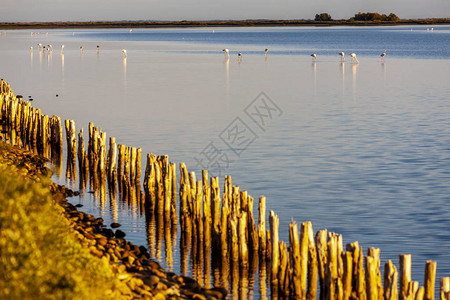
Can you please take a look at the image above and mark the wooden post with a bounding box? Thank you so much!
[343,250,353,300]
[384,260,398,300]
[230,212,239,262]
[406,281,419,299]
[440,277,450,300]
[327,232,339,300]
[306,222,318,300]
[108,137,117,181]
[367,247,383,299]
[366,255,378,300]
[289,220,301,298]
[130,147,137,184]
[136,148,142,183]
[155,161,164,214]
[278,241,289,297]
[424,260,437,300]
[400,254,412,300]
[417,287,425,300]
[202,170,211,224]
[316,229,328,300]
[169,162,177,221]
[211,177,221,238]
[346,241,366,300]
[224,175,232,209]
[238,212,248,267]
[300,221,310,299]
[178,162,190,218]
[258,196,267,258]
[99,131,106,174]
[247,195,258,252]
[269,210,279,286]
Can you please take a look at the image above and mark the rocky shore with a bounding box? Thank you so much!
[0,142,226,299]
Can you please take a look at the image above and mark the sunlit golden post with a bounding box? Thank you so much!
[424,260,437,300]
[289,220,301,297]
[441,277,450,300]
[383,260,398,300]
[269,210,279,296]
[315,229,328,300]
[64,119,77,184]
[400,254,412,300]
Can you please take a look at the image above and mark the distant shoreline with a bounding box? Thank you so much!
[0,19,449,29]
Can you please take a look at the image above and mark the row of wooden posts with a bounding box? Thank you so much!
[1,79,449,299]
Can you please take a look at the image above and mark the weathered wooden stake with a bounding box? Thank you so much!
[269,210,279,285]
[383,260,398,300]
[441,277,450,300]
[400,254,412,300]
[424,260,437,300]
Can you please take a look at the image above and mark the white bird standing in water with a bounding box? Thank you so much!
[380,50,386,60]
[122,49,127,58]
[80,46,84,53]
[37,43,42,51]
[265,48,269,56]
[61,45,64,54]
[222,48,229,59]
[97,45,100,54]
[238,53,242,63]
[311,53,317,61]
[349,53,359,64]
[339,52,345,62]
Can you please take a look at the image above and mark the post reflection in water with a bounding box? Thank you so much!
[381,61,387,83]
[123,57,127,82]
[351,63,358,100]
[312,61,317,95]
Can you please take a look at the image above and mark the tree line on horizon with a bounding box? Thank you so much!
[315,12,400,22]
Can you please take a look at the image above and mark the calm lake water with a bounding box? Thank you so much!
[1,26,449,297]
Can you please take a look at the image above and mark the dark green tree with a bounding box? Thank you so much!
[315,13,332,21]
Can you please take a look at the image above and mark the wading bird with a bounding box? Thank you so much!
[339,52,345,62]
[265,48,269,56]
[222,48,229,59]
[80,46,84,53]
[97,45,100,53]
[311,53,317,61]
[381,50,386,60]
[122,49,127,58]
[37,43,42,50]
[61,45,64,54]
[349,53,359,64]
[238,53,242,63]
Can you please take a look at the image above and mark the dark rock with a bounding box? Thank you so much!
[75,204,83,208]
[115,229,126,238]
[111,222,121,228]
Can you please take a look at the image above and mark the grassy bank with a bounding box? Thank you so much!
[0,18,449,29]
[0,142,128,299]
[0,141,226,299]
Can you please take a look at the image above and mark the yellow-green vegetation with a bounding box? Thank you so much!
[0,143,122,299]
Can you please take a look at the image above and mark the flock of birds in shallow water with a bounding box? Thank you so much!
[223,48,387,63]
[31,42,388,64]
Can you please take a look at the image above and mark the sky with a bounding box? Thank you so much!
[0,0,448,22]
